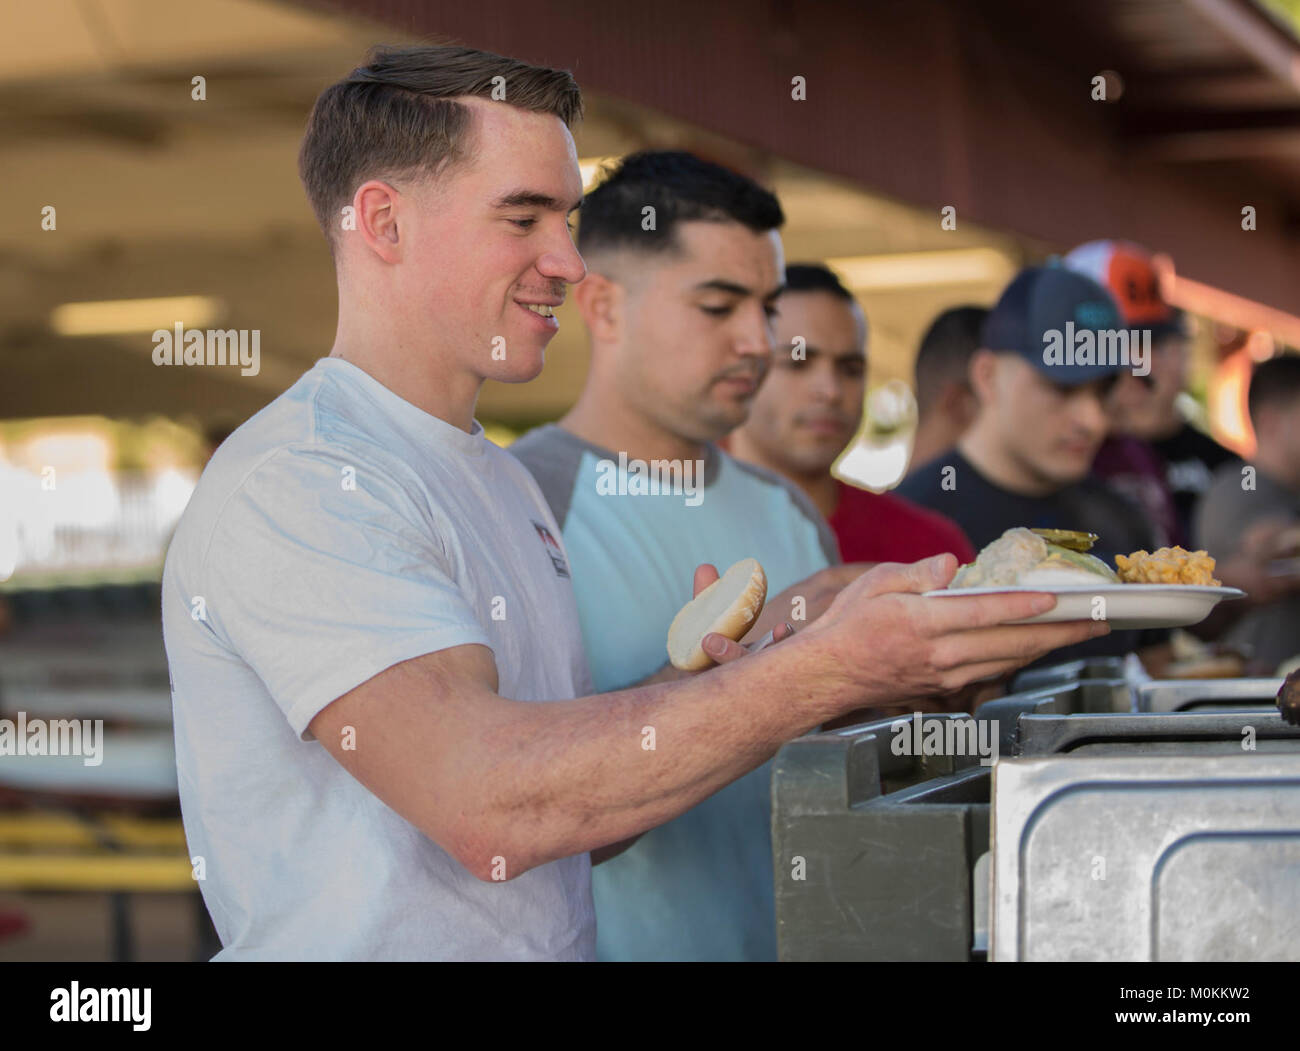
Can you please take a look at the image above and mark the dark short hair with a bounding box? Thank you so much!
[578,151,784,257]
[1248,354,1300,425]
[784,263,854,301]
[914,305,989,413]
[299,44,582,251]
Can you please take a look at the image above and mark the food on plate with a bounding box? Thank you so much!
[667,558,767,670]
[949,527,1223,589]
[938,529,1240,627]
[950,527,1119,588]
[1114,547,1220,586]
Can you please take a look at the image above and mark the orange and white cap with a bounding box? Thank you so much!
[1063,239,1182,335]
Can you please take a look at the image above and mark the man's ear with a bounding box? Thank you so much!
[966,349,998,406]
[573,270,623,344]
[946,379,979,429]
[351,179,403,264]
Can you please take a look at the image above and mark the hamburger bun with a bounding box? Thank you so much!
[666,558,768,671]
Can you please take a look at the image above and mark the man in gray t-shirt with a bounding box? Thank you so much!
[1195,356,1300,674]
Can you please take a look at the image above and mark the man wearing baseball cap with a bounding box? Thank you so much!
[1064,239,1238,548]
[1066,239,1300,639]
[896,265,1172,668]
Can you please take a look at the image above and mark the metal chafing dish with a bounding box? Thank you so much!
[1136,677,1282,713]
[1010,656,1127,692]
[772,714,989,961]
[991,750,1300,961]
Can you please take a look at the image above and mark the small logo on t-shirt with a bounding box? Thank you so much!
[532,520,571,579]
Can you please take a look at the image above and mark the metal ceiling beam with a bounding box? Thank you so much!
[1126,105,1300,158]
[1183,0,1300,93]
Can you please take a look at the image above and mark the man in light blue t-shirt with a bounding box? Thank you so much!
[512,152,862,961]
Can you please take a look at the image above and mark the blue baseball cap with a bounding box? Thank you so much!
[981,265,1128,386]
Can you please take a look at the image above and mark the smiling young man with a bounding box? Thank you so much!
[160,47,1107,961]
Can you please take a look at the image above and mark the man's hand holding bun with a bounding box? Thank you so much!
[687,562,795,664]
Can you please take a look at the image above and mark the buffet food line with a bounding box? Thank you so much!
[673,527,1297,962]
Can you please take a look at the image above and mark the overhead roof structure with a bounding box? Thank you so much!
[322,0,1300,307]
[3,0,1298,425]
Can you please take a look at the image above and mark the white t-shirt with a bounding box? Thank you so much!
[161,357,595,961]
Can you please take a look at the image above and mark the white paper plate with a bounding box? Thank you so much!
[922,584,1245,629]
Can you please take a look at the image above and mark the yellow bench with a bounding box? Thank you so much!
[0,854,194,892]
[0,812,212,959]
[0,813,187,851]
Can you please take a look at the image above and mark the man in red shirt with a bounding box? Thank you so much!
[727,263,975,566]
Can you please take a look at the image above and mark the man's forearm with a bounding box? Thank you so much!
[590,836,640,865]
[462,630,847,879]
[637,661,691,686]
[439,564,1107,880]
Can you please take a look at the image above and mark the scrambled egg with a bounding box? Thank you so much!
[1115,547,1221,586]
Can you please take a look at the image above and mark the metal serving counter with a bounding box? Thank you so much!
[773,670,1296,961]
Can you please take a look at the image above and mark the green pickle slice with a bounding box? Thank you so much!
[1030,528,1099,552]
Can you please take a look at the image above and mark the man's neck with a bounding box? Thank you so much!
[728,430,840,518]
[1124,409,1183,445]
[793,471,841,520]
[329,288,483,433]
[909,419,959,473]
[328,340,482,434]
[958,423,1056,498]
[561,387,706,464]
